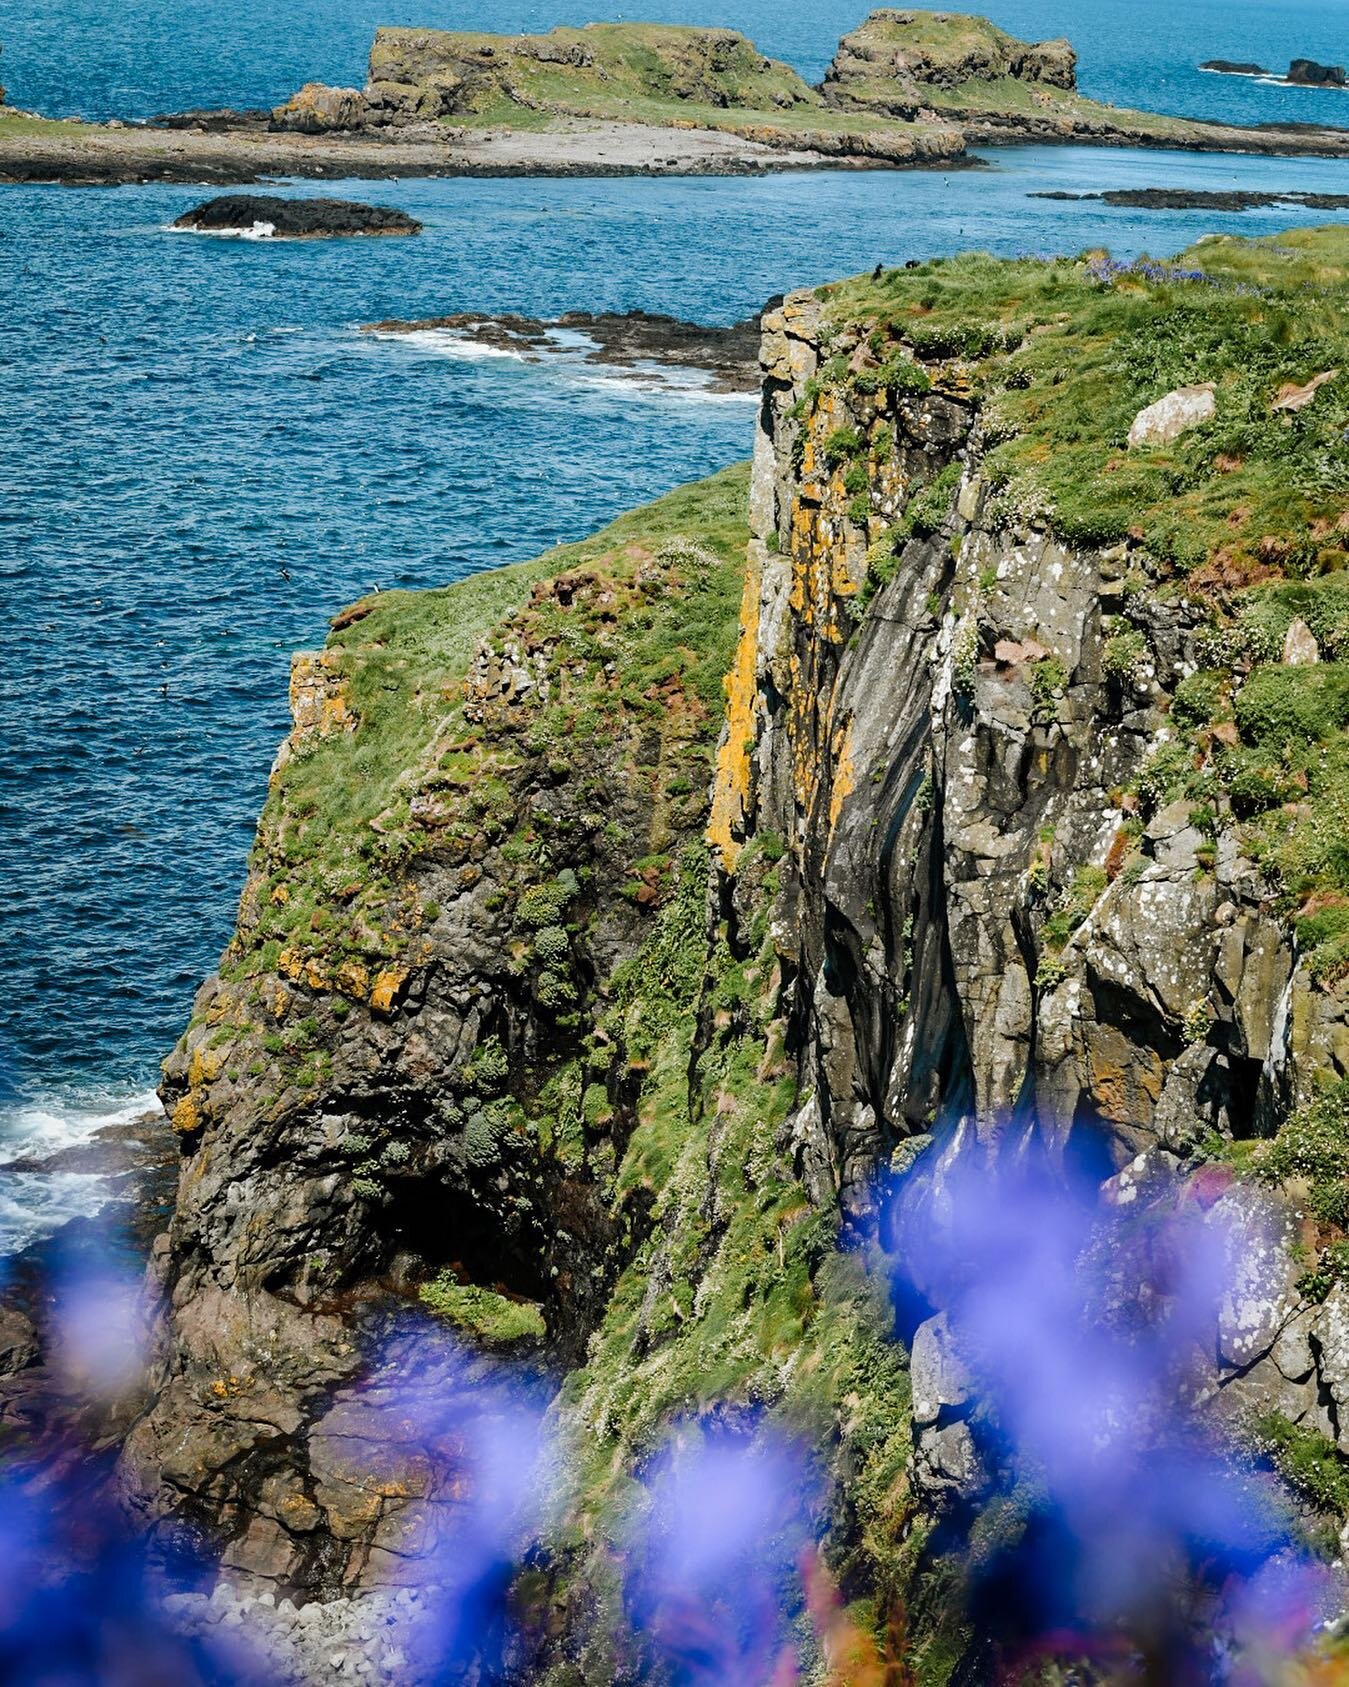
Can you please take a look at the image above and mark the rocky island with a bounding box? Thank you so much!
[3,11,1349,185]
[0,222,1329,1677]
[173,193,422,236]
[1203,55,1347,89]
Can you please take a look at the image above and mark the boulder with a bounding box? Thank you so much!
[1127,383,1216,448]
[1282,617,1320,665]
[0,1306,37,1375]
[1272,369,1338,413]
[910,1311,973,1426]
[270,82,369,133]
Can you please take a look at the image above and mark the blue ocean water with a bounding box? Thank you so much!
[3,0,1349,127]
[1,0,1348,1252]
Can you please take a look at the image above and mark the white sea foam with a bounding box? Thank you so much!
[0,1087,161,1258]
[166,220,282,239]
[368,324,757,402]
[370,328,531,364]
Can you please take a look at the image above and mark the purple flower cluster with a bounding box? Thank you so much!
[1086,253,1265,296]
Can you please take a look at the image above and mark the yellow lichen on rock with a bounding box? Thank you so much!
[828,718,856,831]
[187,1043,226,1088]
[369,966,409,1015]
[171,1092,203,1135]
[707,545,763,872]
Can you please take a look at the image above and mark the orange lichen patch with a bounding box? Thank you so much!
[828,717,857,831]
[278,946,329,994]
[708,547,763,873]
[187,1044,226,1088]
[1087,1029,1163,1123]
[171,1092,203,1135]
[288,650,356,742]
[369,966,410,1015]
[335,959,371,1000]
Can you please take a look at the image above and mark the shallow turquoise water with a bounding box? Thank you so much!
[0,110,1347,1249]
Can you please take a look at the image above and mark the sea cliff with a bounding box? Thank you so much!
[120,226,1349,1679]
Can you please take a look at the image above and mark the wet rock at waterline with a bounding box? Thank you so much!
[173,195,421,238]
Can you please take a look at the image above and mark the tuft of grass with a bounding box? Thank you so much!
[418,1274,547,1346]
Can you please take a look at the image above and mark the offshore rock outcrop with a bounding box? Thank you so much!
[173,194,421,237]
[120,230,1349,1677]
[818,10,1349,155]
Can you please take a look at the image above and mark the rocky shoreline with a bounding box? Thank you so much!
[0,112,947,188]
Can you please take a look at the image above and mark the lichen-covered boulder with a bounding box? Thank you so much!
[1127,383,1216,448]
[270,81,369,132]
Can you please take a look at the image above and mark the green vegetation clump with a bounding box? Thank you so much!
[1258,1081,1349,1227]
[1041,865,1108,953]
[902,463,964,541]
[1251,1412,1349,1520]
[419,1274,547,1346]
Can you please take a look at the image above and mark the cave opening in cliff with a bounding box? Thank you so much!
[374,1175,548,1305]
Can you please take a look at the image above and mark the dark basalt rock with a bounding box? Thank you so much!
[364,306,762,392]
[173,194,421,237]
[1288,57,1346,87]
[152,107,273,132]
[1033,186,1349,211]
[1200,60,1270,76]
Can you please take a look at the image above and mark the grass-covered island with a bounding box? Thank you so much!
[3,10,1348,184]
[109,225,1349,1680]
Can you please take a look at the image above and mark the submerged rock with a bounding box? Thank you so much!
[1034,186,1349,212]
[1200,60,1271,76]
[363,307,761,393]
[172,195,421,238]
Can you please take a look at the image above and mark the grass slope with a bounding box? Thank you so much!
[228,463,751,989]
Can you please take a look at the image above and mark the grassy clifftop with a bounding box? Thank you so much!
[226,463,751,1003]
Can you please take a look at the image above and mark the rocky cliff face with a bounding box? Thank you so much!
[121,230,1349,1678]
[705,232,1349,1586]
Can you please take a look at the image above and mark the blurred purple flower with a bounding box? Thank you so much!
[625,1423,813,1686]
[886,1145,1334,1673]
[328,1321,554,1678]
[0,1478,262,1685]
